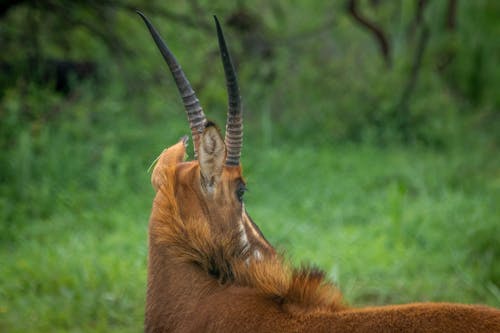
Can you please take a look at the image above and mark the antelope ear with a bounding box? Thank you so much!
[198,122,226,192]
[151,136,188,191]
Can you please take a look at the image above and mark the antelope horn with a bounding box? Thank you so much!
[137,11,207,159]
[214,16,243,166]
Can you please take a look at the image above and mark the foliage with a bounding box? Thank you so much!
[1,1,499,143]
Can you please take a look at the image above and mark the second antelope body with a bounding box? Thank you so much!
[137,12,500,333]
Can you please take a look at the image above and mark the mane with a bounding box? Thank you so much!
[150,165,345,313]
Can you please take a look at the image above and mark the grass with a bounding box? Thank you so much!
[0,90,498,332]
[0,81,500,332]
[246,144,499,305]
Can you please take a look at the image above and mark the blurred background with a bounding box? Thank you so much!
[0,0,499,332]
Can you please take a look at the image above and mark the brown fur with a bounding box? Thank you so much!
[149,140,343,310]
[145,138,500,332]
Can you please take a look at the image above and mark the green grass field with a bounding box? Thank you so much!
[1,1,499,332]
[1,101,498,332]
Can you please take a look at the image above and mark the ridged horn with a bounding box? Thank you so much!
[214,16,243,166]
[137,11,207,159]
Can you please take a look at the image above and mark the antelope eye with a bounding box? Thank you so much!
[236,183,247,202]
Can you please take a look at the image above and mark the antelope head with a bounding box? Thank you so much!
[137,13,274,269]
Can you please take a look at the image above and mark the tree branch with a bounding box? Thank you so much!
[347,0,391,68]
[446,0,458,31]
[396,25,430,141]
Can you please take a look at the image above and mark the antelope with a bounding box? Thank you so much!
[137,12,500,333]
